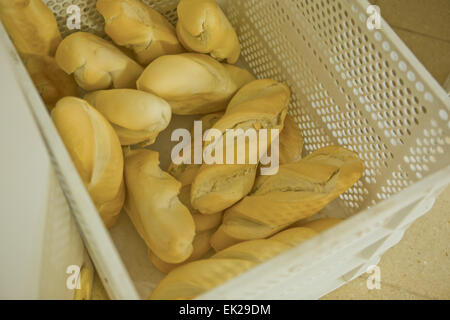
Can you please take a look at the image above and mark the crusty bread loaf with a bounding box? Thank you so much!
[176,0,241,64]
[55,32,143,91]
[190,79,290,214]
[148,228,215,274]
[149,227,317,300]
[279,115,304,164]
[96,0,184,66]
[215,146,364,245]
[84,89,171,146]
[52,97,125,228]
[0,0,62,57]
[124,149,195,264]
[191,164,258,215]
[136,53,254,115]
[23,55,78,110]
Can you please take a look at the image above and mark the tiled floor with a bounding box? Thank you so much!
[92,0,450,300]
[324,0,450,300]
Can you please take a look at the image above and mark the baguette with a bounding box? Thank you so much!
[176,0,240,64]
[84,89,171,146]
[124,149,195,264]
[215,146,364,244]
[136,53,254,115]
[148,228,215,274]
[0,0,62,57]
[191,79,290,214]
[149,227,317,300]
[96,0,184,66]
[55,32,143,91]
[51,97,125,227]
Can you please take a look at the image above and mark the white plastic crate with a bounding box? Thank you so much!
[1,0,449,299]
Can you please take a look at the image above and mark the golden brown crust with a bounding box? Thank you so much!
[84,89,172,146]
[97,0,185,66]
[176,0,241,64]
[124,149,196,264]
[190,79,290,214]
[136,53,254,115]
[51,97,124,227]
[55,32,143,91]
[148,229,215,274]
[0,0,62,56]
[219,146,364,240]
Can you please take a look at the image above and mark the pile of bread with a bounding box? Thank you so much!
[0,0,364,300]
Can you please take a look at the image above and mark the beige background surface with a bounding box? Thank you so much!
[92,0,450,300]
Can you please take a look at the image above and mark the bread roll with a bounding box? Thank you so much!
[176,0,241,64]
[149,227,317,300]
[279,115,304,164]
[52,97,125,228]
[136,53,254,115]
[55,32,143,91]
[84,89,171,146]
[191,79,290,214]
[148,228,215,274]
[124,149,195,264]
[0,0,62,57]
[24,55,78,110]
[96,0,184,66]
[216,146,364,243]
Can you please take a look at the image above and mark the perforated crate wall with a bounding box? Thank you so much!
[227,0,450,216]
[44,0,450,217]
